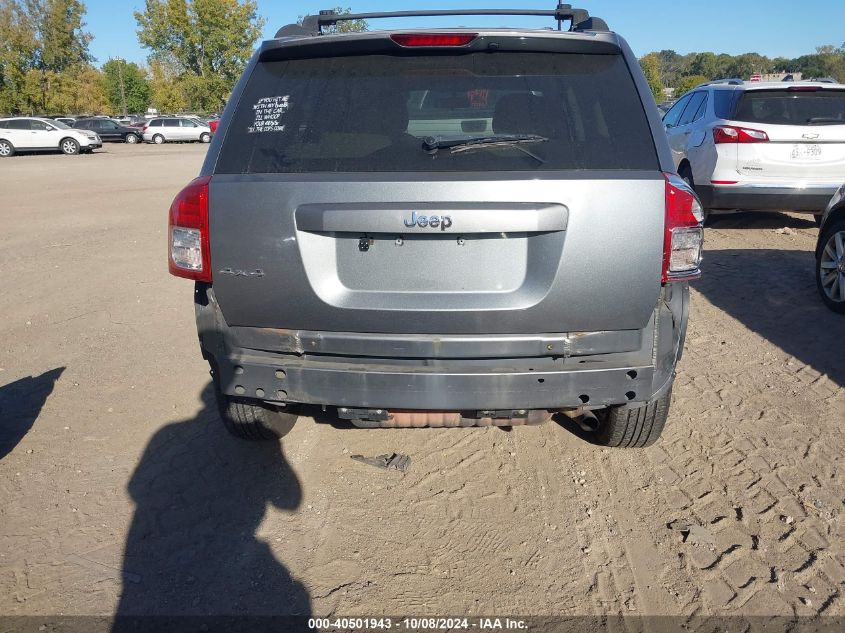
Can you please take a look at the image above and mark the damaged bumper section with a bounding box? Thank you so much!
[196,284,688,416]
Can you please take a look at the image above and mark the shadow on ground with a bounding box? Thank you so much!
[113,382,311,630]
[707,210,817,230]
[694,248,845,387]
[0,367,64,460]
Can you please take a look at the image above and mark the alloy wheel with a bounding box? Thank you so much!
[819,230,845,303]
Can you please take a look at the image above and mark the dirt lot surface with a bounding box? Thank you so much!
[1,143,844,620]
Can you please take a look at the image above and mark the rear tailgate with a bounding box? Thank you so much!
[208,38,665,335]
[731,87,845,180]
[209,174,665,334]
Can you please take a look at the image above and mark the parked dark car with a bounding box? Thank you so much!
[73,118,142,144]
[816,186,845,313]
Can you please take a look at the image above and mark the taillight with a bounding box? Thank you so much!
[663,173,704,283]
[168,176,211,282]
[390,33,478,47]
[142,124,149,132]
[713,125,769,144]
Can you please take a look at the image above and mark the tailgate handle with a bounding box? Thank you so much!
[295,203,568,234]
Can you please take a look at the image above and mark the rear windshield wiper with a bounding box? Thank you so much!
[806,117,845,125]
[422,134,548,164]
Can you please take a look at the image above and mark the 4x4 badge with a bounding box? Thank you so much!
[403,211,453,231]
[219,268,265,277]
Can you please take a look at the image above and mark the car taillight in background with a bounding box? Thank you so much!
[168,176,211,282]
[713,125,769,144]
[662,173,704,283]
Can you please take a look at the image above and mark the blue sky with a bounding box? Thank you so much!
[86,0,845,66]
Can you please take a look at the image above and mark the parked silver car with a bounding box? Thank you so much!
[166,6,703,447]
[142,117,212,144]
[664,79,845,223]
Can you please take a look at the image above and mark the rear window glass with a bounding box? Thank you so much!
[215,52,658,173]
[733,89,845,125]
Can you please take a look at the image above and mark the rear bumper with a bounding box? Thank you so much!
[195,284,689,411]
[696,183,837,212]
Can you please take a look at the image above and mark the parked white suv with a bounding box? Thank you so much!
[663,80,845,223]
[141,117,212,144]
[0,117,102,157]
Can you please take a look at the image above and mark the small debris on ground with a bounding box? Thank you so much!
[775,227,796,235]
[667,519,715,545]
[350,452,411,473]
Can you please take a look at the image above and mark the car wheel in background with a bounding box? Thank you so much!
[816,217,845,314]
[125,133,139,144]
[679,164,710,225]
[0,139,14,157]
[152,134,164,144]
[200,132,211,143]
[60,138,80,155]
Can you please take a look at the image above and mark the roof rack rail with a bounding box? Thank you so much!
[280,4,608,38]
[692,78,744,90]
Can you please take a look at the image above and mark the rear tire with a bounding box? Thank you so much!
[200,132,211,143]
[815,217,845,314]
[152,134,164,144]
[125,133,139,144]
[214,388,299,440]
[0,139,14,157]
[594,387,672,448]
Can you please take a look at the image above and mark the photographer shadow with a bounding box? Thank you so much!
[113,382,311,630]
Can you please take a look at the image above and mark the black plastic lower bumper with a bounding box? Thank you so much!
[196,284,688,411]
[697,184,836,212]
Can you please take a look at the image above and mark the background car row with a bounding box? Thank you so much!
[0,115,216,156]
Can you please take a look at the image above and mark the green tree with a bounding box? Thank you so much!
[0,0,94,113]
[0,0,37,113]
[297,6,368,33]
[102,58,151,114]
[639,53,664,102]
[148,56,186,112]
[26,0,93,72]
[135,0,265,111]
[673,74,709,96]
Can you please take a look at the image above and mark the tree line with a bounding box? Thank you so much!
[639,46,845,101]
[3,1,845,116]
[0,0,264,116]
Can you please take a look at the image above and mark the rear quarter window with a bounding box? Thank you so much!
[214,51,659,174]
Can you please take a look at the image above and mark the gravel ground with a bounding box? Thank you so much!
[1,143,843,620]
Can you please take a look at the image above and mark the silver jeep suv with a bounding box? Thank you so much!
[166,5,703,447]
[663,79,845,223]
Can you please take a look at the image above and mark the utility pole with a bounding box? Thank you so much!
[116,57,127,116]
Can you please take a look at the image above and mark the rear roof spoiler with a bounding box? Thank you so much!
[277,4,609,38]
